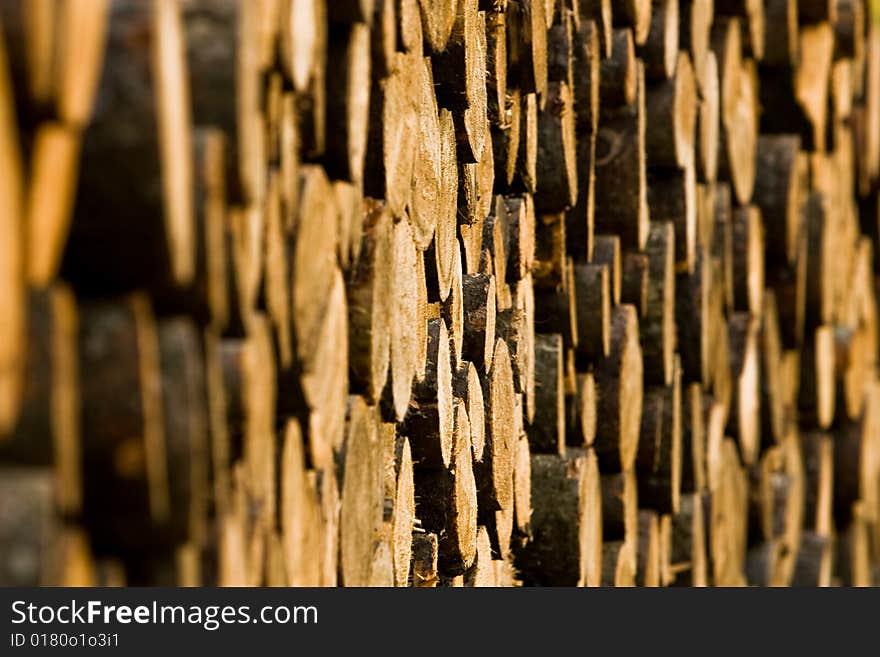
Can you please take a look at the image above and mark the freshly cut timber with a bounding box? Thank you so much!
[347,202,393,404]
[404,319,454,469]
[3,0,880,591]
[63,0,196,296]
[414,402,478,574]
[593,305,643,471]
[514,448,602,586]
[595,61,649,250]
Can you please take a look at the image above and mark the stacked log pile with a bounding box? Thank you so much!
[0,0,879,587]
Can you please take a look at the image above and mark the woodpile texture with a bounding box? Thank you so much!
[1,0,880,588]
